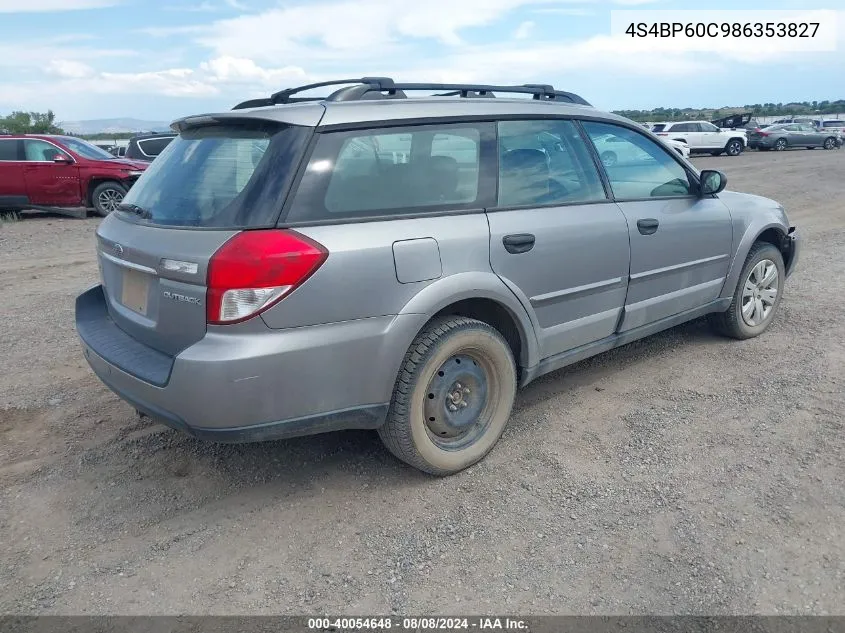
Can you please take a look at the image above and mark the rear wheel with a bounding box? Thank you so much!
[823,137,837,150]
[379,316,517,476]
[91,181,126,217]
[708,242,785,340]
[774,138,787,151]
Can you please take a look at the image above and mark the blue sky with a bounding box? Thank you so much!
[0,0,842,122]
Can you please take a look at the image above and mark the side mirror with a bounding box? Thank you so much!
[699,169,727,195]
[53,154,72,164]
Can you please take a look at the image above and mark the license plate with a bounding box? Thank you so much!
[121,268,149,315]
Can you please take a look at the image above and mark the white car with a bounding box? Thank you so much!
[652,120,746,156]
[662,138,690,159]
[592,133,689,167]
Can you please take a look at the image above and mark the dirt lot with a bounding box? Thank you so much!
[1,149,843,616]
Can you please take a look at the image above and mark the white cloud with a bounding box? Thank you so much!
[0,0,119,11]
[46,60,95,79]
[533,7,595,16]
[199,56,307,86]
[513,21,535,40]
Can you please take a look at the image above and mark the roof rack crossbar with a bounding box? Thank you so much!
[232,77,591,110]
[335,81,590,105]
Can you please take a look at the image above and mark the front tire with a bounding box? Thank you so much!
[379,316,517,476]
[725,139,743,156]
[823,137,837,150]
[91,181,126,217]
[709,242,785,340]
[600,151,617,167]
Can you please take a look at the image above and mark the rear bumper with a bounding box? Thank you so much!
[76,285,426,441]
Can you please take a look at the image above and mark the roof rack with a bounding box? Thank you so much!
[232,77,591,110]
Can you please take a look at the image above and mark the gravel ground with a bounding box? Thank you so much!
[0,149,843,615]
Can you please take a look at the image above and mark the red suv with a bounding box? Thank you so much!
[0,133,149,217]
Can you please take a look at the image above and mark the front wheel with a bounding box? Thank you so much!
[600,151,617,167]
[725,139,743,156]
[379,316,517,476]
[91,181,127,217]
[823,137,837,150]
[709,242,785,340]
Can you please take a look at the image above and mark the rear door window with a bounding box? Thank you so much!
[118,122,310,228]
[286,122,495,222]
[496,119,605,207]
[0,139,19,161]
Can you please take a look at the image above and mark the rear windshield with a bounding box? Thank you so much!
[118,122,310,228]
[651,124,667,132]
[136,136,175,156]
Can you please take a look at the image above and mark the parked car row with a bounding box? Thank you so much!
[0,133,149,216]
[0,131,178,217]
[650,118,842,155]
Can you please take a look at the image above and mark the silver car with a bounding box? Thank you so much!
[748,123,840,151]
[75,78,801,475]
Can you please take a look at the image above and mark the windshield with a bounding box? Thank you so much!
[118,122,310,228]
[651,124,667,132]
[60,137,116,160]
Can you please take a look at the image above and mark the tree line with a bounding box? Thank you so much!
[614,100,845,123]
[0,110,64,134]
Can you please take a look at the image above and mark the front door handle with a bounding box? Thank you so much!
[637,218,659,235]
[502,233,536,254]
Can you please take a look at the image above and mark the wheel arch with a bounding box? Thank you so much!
[397,272,541,376]
[721,223,792,299]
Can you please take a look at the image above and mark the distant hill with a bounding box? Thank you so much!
[59,118,172,135]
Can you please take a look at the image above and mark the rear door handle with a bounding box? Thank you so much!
[637,218,659,235]
[502,233,536,254]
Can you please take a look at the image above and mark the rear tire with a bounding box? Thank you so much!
[774,138,787,151]
[379,316,517,476]
[708,242,785,340]
[91,181,126,217]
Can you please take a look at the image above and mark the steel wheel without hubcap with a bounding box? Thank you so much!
[423,353,494,450]
[741,259,779,327]
[379,316,517,476]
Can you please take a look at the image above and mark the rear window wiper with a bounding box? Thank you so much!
[116,203,152,219]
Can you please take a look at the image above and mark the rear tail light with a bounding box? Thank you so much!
[759,131,769,137]
[206,230,328,325]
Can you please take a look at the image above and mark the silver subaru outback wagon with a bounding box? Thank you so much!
[75,78,801,475]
